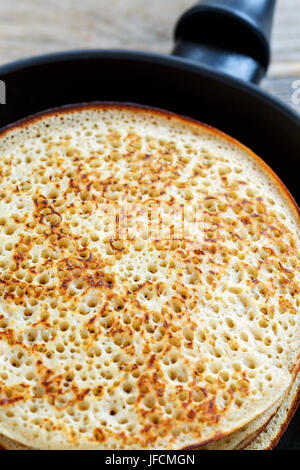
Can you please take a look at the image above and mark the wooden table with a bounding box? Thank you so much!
[0,0,299,112]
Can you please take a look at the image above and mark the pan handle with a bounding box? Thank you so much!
[172,0,276,84]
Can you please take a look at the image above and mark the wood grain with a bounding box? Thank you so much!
[0,0,298,112]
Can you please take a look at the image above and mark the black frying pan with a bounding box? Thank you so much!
[0,0,299,450]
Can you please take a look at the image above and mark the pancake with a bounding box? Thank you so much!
[0,433,27,450]
[0,383,296,450]
[202,366,300,450]
[0,383,290,451]
[0,104,299,450]
[240,371,300,450]
[0,389,295,451]
[200,395,283,450]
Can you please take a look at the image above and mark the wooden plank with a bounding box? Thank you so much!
[269,0,300,77]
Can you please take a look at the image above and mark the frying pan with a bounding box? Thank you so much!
[0,0,299,450]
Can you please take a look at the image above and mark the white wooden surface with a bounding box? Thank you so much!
[0,0,299,111]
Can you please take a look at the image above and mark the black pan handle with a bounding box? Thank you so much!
[172,0,276,84]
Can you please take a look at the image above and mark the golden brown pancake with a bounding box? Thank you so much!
[239,371,300,450]
[0,104,299,449]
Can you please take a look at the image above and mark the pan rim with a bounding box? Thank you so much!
[0,48,299,127]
